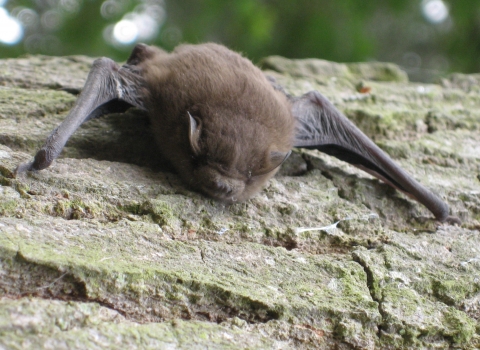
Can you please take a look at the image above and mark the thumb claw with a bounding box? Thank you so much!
[14,149,54,177]
[445,215,461,225]
[14,161,35,176]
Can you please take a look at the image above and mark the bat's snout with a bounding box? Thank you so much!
[192,166,246,203]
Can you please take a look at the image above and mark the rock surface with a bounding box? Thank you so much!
[0,53,479,349]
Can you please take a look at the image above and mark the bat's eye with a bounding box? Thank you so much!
[188,111,202,156]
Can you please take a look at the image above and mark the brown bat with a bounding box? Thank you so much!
[15,43,459,223]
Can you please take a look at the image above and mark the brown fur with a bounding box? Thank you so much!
[136,43,295,202]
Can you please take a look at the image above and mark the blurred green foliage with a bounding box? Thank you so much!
[1,0,479,81]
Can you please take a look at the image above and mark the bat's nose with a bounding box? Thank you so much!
[208,179,233,195]
[201,178,242,202]
[194,166,245,203]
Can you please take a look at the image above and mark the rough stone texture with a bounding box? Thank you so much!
[0,53,479,349]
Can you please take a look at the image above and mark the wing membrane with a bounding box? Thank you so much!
[292,90,456,223]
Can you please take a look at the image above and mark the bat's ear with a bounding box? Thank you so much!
[188,111,202,156]
[254,150,291,177]
[270,150,291,169]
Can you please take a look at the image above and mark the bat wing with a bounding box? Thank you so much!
[15,57,145,173]
[291,90,457,223]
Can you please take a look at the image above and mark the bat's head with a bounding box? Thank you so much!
[140,43,295,203]
[184,110,292,203]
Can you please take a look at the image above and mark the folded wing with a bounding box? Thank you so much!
[291,90,457,223]
[16,58,145,173]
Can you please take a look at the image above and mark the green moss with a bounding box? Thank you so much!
[260,56,408,83]
[354,244,479,349]
[0,87,75,117]
[51,198,104,220]
[0,199,17,216]
[231,222,252,234]
[121,200,142,215]
[347,62,409,82]
[0,222,381,343]
[344,108,422,140]
[442,308,476,344]
[0,184,21,216]
[0,298,279,349]
[140,199,176,226]
[433,279,474,305]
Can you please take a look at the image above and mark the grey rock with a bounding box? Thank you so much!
[0,53,479,349]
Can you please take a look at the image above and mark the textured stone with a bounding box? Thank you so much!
[0,53,479,349]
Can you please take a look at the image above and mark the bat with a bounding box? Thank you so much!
[15,43,459,223]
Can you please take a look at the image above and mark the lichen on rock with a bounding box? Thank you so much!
[0,53,479,349]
